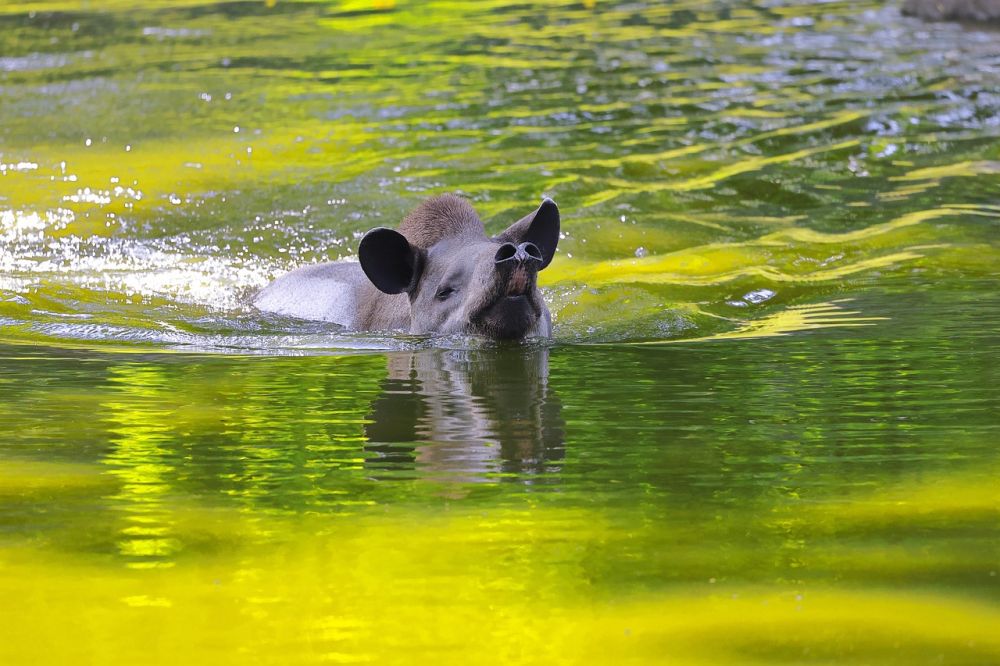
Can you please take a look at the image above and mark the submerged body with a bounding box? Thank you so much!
[253,195,560,340]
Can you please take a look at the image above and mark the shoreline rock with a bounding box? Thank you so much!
[901,0,1000,22]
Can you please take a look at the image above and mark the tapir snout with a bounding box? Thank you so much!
[494,242,542,297]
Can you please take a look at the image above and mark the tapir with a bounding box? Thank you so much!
[253,195,560,339]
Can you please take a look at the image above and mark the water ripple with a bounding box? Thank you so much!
[1,0,999,351]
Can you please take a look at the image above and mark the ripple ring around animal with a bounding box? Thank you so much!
[253,195,561,340]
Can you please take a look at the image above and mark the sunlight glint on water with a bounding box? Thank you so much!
[1,1,999,664]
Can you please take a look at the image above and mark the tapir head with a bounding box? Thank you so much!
[358,195,560,339]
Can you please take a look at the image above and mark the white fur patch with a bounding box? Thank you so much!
[254,275,356,327]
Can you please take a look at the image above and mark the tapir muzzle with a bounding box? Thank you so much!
[468,241,544,339]
[494,242,542,298]
[494,241,543,266]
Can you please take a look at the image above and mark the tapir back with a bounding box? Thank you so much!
[253,261,409,330]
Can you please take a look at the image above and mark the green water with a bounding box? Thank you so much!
[1,1,999,664]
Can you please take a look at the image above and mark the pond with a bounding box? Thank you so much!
[1,1,999,663]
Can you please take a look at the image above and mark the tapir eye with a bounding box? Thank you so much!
[435,286,456,301]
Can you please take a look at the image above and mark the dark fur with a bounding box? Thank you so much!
[902,0,1000,21]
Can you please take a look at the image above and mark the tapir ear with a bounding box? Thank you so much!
[359,228,423,295]
[495,198,560,270]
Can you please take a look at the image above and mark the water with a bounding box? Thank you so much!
[2,1,999,663]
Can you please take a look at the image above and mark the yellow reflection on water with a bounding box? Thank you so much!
[1,122,376,221]
[0,460,115,496]
[103,365,183,568]
[543,205,1000,291]
[645,300,886,344]
[583,137,862,207]
[0,478,997,665]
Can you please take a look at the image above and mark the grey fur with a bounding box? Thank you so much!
[253,195,560,339]
[398,194,484,248]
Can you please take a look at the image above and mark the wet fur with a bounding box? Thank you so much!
[254,194,558,339]
[398,195,484,248]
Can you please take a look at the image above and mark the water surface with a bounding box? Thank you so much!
[1,1,999,664]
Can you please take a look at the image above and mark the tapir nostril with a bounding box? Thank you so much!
[520,242,542,263]
[494,243,518,264]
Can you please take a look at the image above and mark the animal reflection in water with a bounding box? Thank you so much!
[364,347,564,479]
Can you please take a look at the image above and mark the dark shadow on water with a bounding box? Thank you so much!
[364,347,564,480]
